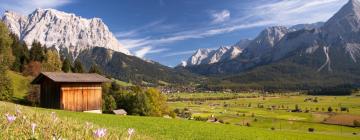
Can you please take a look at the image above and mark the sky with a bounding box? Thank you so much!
[0,0,348,66]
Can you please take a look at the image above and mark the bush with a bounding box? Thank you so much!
[328,107,333,112]
[175,108,192,119]
[292,104,301,112]
[340,107,348,112]
[308,128,314,132]
[270,127,275,130]
[0,72,13,101]
[102,95,117,113]
[169,111,176,118]
[193,116,207,121]
[354,120,360,127]
[26,86,40,106]
[218,120,224,124]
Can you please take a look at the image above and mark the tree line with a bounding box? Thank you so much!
[10,34,101,76]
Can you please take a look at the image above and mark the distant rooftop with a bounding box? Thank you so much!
[31,72,111,84]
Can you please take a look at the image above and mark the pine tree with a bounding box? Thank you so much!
[62,58,72,73]
[102,95,117,113]
[10,33,22,72]
[0,21,14,101]
[10,34,29,72]
[89,64,102,74]
[29,41,45,62]
[73,60,84,73]
[42,50,62,71]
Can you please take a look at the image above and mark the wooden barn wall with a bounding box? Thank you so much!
[60,83,102,111]
[40,78,61,109]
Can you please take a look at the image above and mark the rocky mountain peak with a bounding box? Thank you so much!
[259,26,289,46]
[2,8,130,59]
[323,0,360,36]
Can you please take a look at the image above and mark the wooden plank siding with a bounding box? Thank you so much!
[60,83,102,111]
[40,78,61,109]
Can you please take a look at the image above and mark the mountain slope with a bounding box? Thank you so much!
[2,8,130,59]
[77,47,201,85]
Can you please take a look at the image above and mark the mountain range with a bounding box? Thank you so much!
[180,23,324,68]
[181,0,360,89]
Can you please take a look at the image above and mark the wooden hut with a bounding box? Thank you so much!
[31,72,110,112]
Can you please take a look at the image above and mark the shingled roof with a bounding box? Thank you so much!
[31,72,111,84]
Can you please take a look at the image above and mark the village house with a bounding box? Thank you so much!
[31,72,110,113]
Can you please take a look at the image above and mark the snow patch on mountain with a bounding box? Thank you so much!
[317,46,332,72]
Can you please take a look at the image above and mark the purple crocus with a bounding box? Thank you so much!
[93,128,107,138]
[127,128,135,140]
[51,112,58,122]
[128,128,135,135]
[5,114,16,123]
[31,123,37,135]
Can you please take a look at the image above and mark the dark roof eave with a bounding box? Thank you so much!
[31,72,111,84]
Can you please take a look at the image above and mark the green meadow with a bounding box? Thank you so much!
[168,93,360,138]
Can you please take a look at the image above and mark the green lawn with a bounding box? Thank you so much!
[7,70,32,100]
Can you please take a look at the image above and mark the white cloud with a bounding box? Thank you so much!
[134,46,152,58]
[121,20,272,50]
[115,19,165,38]
[163,50,196,57]
[134,46,168,58]
[211,10,230,24]
[121,37,152,49]
[0,0,72,14]
[252,0,347,26]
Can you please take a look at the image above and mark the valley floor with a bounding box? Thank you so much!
[168,93,360,139]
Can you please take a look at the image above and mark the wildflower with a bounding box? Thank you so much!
[6,114,16,123]
[51,112,58,122]
[16,108,22,115]
[31,123,37,135]
[127,128,135,140]
[85,122,93,129]
[93,128,107,138]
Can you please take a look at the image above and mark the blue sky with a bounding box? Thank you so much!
[0,0,348,66]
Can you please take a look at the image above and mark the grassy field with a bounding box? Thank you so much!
[168,93,360,139]
[6,71,32,101]
[4,71,360,139]
[1,101,359,140]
